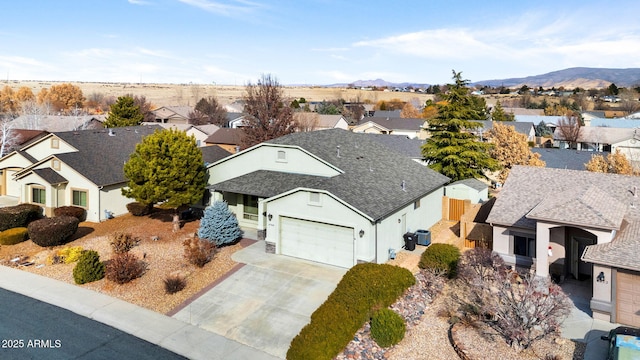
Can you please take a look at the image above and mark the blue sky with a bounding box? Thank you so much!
[2,1,640,85]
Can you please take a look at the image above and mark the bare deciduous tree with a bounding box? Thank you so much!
[556,112,582,149]
[294,112,319,132]
[0,116,19,157]
[241,74,296,148]
[452,248,572,352]
[194,96,227,126]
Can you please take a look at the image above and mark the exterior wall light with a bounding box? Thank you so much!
[267,214,273,221]
[359,229,365,238]
[597,271,605,283]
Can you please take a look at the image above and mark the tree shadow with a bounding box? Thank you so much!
[69,226,94,241]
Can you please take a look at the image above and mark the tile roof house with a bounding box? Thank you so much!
[486,165,640,326]
[0,125,161,222]
[206,128,449,268]
[352,117,428,139]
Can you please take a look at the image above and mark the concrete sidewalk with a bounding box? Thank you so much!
[0,265,279,360]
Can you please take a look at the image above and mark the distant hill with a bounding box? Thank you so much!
[474,67,640,89]
[326,79,431,89]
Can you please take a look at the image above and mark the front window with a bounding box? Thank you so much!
[243,195,258,221]
[32,187,46,204]
[514,234,536,257]
[72,190,87,207]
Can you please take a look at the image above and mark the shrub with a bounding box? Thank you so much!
[53,206,86,221]
[370,308,406,348]
[0,204,43,232]
[183,236,218,267]
[28,216,79,247]
[57,246,85,264]
[105,253,146,284]
[109,232,140,254]
[197,201,241,246]
[418,243,460,277]
[0,227,29,245]
[73,250,105,284]
[126,202,152,216]
[164,274,187,294]
[287,263,414,360]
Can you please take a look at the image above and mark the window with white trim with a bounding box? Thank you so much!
[32,187,46,204]
[72,190,87,207]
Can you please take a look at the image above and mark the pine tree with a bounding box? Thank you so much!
[122,128,206,230]
[105,96,144,128]
[197,201,242,246]
[491,100,515,121]
[422,70,499,181]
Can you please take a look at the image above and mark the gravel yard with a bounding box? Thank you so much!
[0,209,245,315]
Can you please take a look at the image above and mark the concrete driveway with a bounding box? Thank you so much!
[172,242,347,359]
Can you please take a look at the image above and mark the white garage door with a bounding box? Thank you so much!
[279,216,354,268]
[617,270,640,327]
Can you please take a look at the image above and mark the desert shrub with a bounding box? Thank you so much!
[287,263,414,360]
[126,202,152,216]
[58,246,85,264]
[53,206,86,221]
[109,232,140,254]
[0,227,29,245]
[370,308,406,348]
[28,216,79,247]
[164,274,187,294]
[453,248,572,351]
[0,204,43,231]
[105,253,146,284]
[183,236,218,267]
[73,250,105,284]
[418,243,460,277]
[197,201,241,246]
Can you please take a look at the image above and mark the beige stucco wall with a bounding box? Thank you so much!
[23,135,76,159]
[208,145,341,185]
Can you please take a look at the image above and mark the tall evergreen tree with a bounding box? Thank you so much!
[422,70,499,181]
[104,96,144,128]
[491,100,515,121]
[122,128,206,231]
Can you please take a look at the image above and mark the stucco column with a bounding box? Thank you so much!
[535,222,552,277]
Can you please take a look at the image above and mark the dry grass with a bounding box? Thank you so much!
[0,208,245,315]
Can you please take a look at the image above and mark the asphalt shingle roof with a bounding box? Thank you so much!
[33,168,67,185]
[359,117,425,131]
[366,134,425,159]
[53,125,161,186]
[531,148,604,171]
[253,129,450,221]
[200,145,232,165]
[487,166,640,271]
[210,170,324,198]
[448,178,488,191]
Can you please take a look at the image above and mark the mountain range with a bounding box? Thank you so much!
[333,67,640,90]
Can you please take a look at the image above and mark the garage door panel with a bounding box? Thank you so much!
[280,217,354,268]
[617,271,640,327]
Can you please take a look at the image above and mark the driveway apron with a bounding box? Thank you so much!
[172,242,347,359]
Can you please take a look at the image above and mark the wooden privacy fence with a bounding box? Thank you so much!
[442,196,466,221]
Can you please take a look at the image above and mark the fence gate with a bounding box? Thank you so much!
[448,198,465,221]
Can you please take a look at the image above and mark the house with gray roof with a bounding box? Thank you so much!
[470,120,535,142]
[531,148,605,171]
[487,165,640,327]
[352,117,428,139]
[151,106,193,124]
[0,125,161,222]
[206,128,449,268]
[445,178,489,204]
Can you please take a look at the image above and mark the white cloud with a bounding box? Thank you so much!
[177,0,264,17]
[128,0,152,5]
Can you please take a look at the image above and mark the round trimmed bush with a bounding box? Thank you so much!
[0,204,43,232]
[28,216,79,247]
[126,202,152,216]
[418,243,461,277]
[0,227,29,245]
[370,308,406,348]
[73,250,105,284]
[53,206,86,221]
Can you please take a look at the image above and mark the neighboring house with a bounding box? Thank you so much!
[586,117,640,128]
[531,148,605,171]
[1,129,48,156]
[200,145,232,165]
[315,115,349,130]
[470,121,536,142]
[204,128,245,153]
[515,115,561,128]
[352,117,428,139]
[0,125,161,222]
[206,129,449,268]
[372,110,402,118]
[227,112,249,128]
[11,115,105,132]
[366,134,426,164]
[151,106,193,124]
[444,178,488,204]
[142,123,220,147]
[554,127,640,160]
[503,107,544,116]
[486,166,640,326]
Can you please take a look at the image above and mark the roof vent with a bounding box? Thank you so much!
[108,129,115,136]
[401,180,406,191]
[336,145,341,158]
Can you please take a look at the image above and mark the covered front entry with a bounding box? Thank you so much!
[279,216,354,268]
[616,270,640,327]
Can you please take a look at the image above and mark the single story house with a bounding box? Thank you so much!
[206,128,449,268]
[0,125,162,222]
[204,128,246,153]
[531,148,605,171]
[486,165,640,326]
[444,178,489,204]
[315,115,350,130]
[554,127,640,162]
[352,117,428,139]
[151,106,193,124]
[142,123,220,147]
[11,115,105,132]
